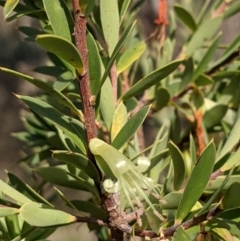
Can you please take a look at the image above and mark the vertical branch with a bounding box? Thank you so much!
[72,0,96,143]
[194,110,205,156]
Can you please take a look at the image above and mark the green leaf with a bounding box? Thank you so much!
[52,150,99,180]
[146,204,164,234]
[5,214,20,238]
[36,34,83,74]
[0,67,80,117]
[210,34,240,70]
[174,5,197,32]
[207,217,240,239]
[224,1,240,19]
[203,105,228,129]
[216,207,240,222]
[119,0,131,24]
[175,141,216,224]
[195,166,234,217]
[87,32,102,95]
[220,149,240,172]
[168,141,186,191]
[100,0,119,55]
[185,15,223,56]
[42,0,73,42]
[221,182,240,209]
[20,202,76,227]
[216,118,240,162]
[172,226,192,241]
[18,95,86,154]
[54,187,81,214]
[189,134,197,168]
[71,200,107,219]
[117,41,146,74]
[192,33,222,81]
[212,70,240,79]
[195,74,213,86]
[99,21,137,91]
[35,166,91,191]
[122,59,183,100]
[100,77,115,130]
[160,192,182,209]
[178,57,194,93]
[112,105,151,150]
[7,172,53,206]
[111,101,128,142]
[0,179,32,205]
[0,207,19,218]
[3,0,19,18]
[153,87,170,110]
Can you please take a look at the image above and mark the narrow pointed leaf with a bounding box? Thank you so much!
[160,192,182,209]
[100,0,119,55]
[217,118,240,161]
[168,141,186,191]
[7,172,53,206]
[185,16,223,56]
[175,141,216,224]
[35,166,90,191]
[153,87,170,110]
[71,200,107,219]
[112,105,151,149]
[87,32,102,95]
[174,5,197,31]
[52,150,99,180]
[221,182,240,209]
[3,0,19,18]
[20,202,76,227]
[36,34,83,74]
[42,0,73,42]
[0,179,32,205]
[100,21,136,90]
[117,41,146,74]
[210,34,240,70]
[122,59,183,100]
[100,77,115,130]
[146,205,164,234]
[192,33,221,81]
[18,95,86,154]
[0,67,80,118]
[195,74,213,86]
[220,149,240,172]
[203,104,228,129]
[196,166,234,216]
[119,0,131,24]
[223,1,240,19]
[111,101,128,142]
[0,207,19,217]
[172,226,192,241]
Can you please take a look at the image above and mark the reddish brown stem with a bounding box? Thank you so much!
[135,207,220,238]
[72,0,96,143]
[194,110,205,156]
[110,62,118,106]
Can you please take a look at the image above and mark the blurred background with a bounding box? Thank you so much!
[0,0,239,240]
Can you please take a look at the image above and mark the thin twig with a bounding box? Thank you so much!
[72,0,97,144]
[207,50,240,76]
[76,215,107,226]
[135,207,220,238]
[110,62,118,106]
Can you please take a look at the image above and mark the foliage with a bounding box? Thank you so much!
[0,0,240,240]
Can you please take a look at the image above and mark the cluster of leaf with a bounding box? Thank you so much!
[0,0,240,240]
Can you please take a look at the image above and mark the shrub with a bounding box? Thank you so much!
[0,0,240,240]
